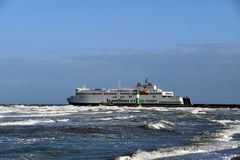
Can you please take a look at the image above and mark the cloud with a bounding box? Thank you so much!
[56,43,240,58]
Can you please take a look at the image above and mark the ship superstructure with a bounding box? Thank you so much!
[67,78,191,106]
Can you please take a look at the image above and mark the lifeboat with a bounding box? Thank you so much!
[140,88,149,94]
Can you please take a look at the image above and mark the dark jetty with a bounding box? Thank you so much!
[192,104,240,108]
[157,104,240,108]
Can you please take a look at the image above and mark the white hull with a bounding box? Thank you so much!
[67,94,187,105]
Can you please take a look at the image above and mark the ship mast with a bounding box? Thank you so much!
[145,77,148,84]
[118,80,121,89]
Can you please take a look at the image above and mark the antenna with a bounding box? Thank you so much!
[118,80,121,88]
[145,77,148,84]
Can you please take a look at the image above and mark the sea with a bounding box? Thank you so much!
[0,105,239,160]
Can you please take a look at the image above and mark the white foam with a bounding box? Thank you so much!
[174,107,215,115]
[115,115,135,120]
[169,107,216,113]
[55,119,69,122]
[215,124,240,142]
[211,119,240,126]
[0,118,70,126]
[143,120,175,130]
[0,137,56,144]
[116,141,239,160]
[141,107,170,112]
[98,117,113,121]
[206,119,240,141]
[190,108,206,115]
[117,117,240,160]
[116,146,206,160]
[0,119,55,126]
[86,111,114,115]
[0,105,192,119]
[0,105,90,118]
[98,115,135,121]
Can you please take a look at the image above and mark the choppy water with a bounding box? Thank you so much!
[0,105,239,160]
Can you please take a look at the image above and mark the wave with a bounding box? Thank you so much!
[0,137,56,145]
[86,111,114,115]
[169,107,216,113]
[190,108,207,115]
[98,115,135,121]
[215,122,240,142]
[117,118,240,160]
[210,119,240,126]
[206,119,240,142]
[55,119,69,122]
[0,105,81,117]
[116,147,206,160]
[141,120,175,130]
[98,117,113,121]
[115,141,239,160]
[140,107,170,112]
[0,118,70,126]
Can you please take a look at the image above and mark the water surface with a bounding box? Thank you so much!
[0,105,239,159]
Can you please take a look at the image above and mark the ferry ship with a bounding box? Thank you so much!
[67,78,191,106]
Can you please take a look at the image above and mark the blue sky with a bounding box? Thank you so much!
[0,0,240,104]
